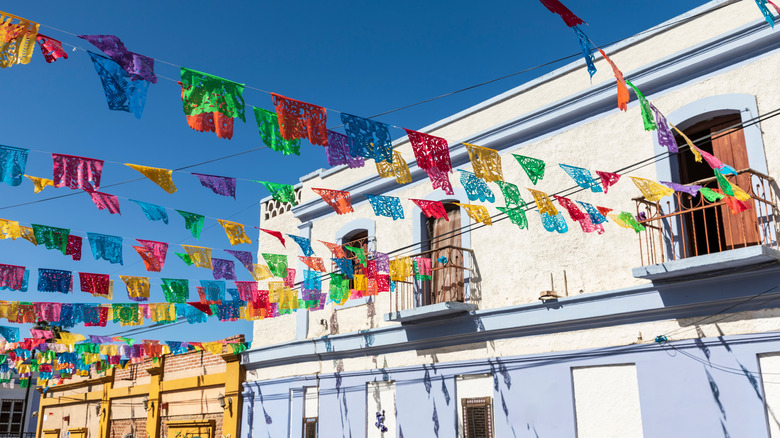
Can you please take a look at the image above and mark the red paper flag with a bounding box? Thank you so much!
[259,228,286,247]
[271,93,328,146]
[539,0,585,27]
[312,188,353,214]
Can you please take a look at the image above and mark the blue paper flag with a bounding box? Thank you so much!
[340,113,394,163]
[459,170,495,202]
[573,26,597,78]
[366,194,405,220]
[87,233,124,265]
[332,258,354,279]
[38,268,73,293]
[0,145,28,187]
[0,326,19,342]
[130,200,169,224]
[199,280,226,302]
[87,51,149,119]
[541,212,569,233]
[287,235,315,257]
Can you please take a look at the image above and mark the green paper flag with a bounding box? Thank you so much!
[257,181,297,205]
[32,224,70,254]
[512,155,545,185]
[329,273,349,303]
[180,68,246,122]
[497,206,529,230]
[253,107,301,156]
[161,278,189,303]
[175,252,193,266]
[625,80,657,131]
[700,187,725,203]
[495,181,527,209]
[714,169,734,196]
[618,212,646,233]
[261,253,288,278]
[176,210,205,239]
[344,245,367,267]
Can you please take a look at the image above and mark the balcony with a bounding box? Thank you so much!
[384,245,477,323]
[632,168,780,281]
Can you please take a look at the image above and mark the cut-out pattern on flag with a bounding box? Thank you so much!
[661,181,702,197]
[454,203,493,225]
[497,207,528,230]
[87,52,149,119]
[554,196,604,234]
[79,35,156,83]
[513,155,545,185]
[270,93,328,146]
[251,264,273,281]
[331,259,355,278]
[212,259,237,280]
[755,0,780,27]
[287,235,315,257]
[120,275,149,302]
[594,170,621,194]
[573,26,596,78]
[714,169,735,197]
[541,212,568,233]
[35,34,67,63]
[303,270,322,291]
[216,220,252,246]
[376,151,412,184]
[180,67,245,122]
[113,303,140,325]
[182,245,212,269]
[577,201,608,225]
[0,11,39,68]
[0,264,27,291]
[258,181,297,205]
[405,129,453,195]
[330,273,350,303]
[0,219,20,240]
[184,110,235,140]
[0,326,19,343]
[136,239,167,270]
[0,146,27,187]
[300,256,327,272]
[495,181,526,209]
[539,0,585,27]
[284,268,296,288]
[262,254,288,278]
[235,281,258,301]
[630,176,675,202]
[312,188,353,214]
[225,250,254,272]
[559,164,602,193]
[366,194,405,220]
[52,153,104,191]
[89,191,121,214]
[177,210,205,239]
[161,279,189,303]
[699,149,738,175]
[464,143,503,182]
[88,233,123,265]
[597,206,613,219]
[32,224,69,253]
[25,175,53,193]
[79,272,110,297]
[130,200,168,223]
[390,258,412,281]
[253,107,301,156]
[133,246,161,272]
[326,130,364,168]
[260,228,286,246]
[648,103,678,153]
[38,269,72,293]
[200,280,226,301]
[671,124,702,163]
[193,173,236,199]
[125,164,177,193]
[625,80,656,131]
[527,188,558,216]
[345,245,367,267]
[19,226,36,246]
[341,113,393,162]
[459,170,496,202]
[598,49,629,112]
[175,252,193,266]
[612,212,646,232]
[318,241,348,258]
[414,257,432,281]
[411,199,449,221]
[65,235,82,261]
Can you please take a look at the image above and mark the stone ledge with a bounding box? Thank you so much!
[384,302,478,323]
[632,245,780,281]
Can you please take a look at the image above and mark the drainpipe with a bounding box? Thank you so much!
[19,374,32,438]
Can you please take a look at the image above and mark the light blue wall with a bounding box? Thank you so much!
[242,331,780,438]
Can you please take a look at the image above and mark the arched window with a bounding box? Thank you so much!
[342,229,369,289]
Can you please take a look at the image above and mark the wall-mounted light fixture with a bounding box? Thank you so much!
[217,395,232,410]
[143,396,151,411]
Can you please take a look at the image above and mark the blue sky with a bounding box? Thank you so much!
[0,0,705,344]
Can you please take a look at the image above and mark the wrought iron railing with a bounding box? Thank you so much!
[634,168,779,266]
[388,245,476,313]
[0,433,35,438]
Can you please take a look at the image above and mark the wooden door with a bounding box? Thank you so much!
[710,118,760,249]
[429,205,463,304]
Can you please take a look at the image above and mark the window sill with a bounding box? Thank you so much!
[632,245,780,281]
[383,301,477,323]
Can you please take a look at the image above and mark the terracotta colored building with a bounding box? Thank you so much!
[35,335,244,438]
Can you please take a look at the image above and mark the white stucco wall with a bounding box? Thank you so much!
[572,364,644,438]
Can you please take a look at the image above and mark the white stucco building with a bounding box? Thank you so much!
[241,1,780,436]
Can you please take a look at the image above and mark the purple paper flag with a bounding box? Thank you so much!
[193,173,237,199]
[89,335,113,344]
[212,258,237,280]
[79,35,157,83]
[225,250,254,272]
[661,181,702,197]
[326,130,364,168]
[649,103,678,153]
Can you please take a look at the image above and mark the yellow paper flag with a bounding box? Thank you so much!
[25,175,54,193]
[464,143,503,182]
[527,189,558,216]
[182,245,213,269]
[217,219,252,245]
[0,219,20,240]
[630,176,675,202]
[0,12,39,68]
[18,226,36,245]
[251,264,273,281]
[125,163,177,193]
[120,275,150,301]
[454,202,493,226]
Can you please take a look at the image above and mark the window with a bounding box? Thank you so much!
[303,418,317,438]
[0,399,24,434]
[462,397,493,438]
[424,203,464,305]
[676,113,759,255]
[341,230,369,290]
[303,387,318,438]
